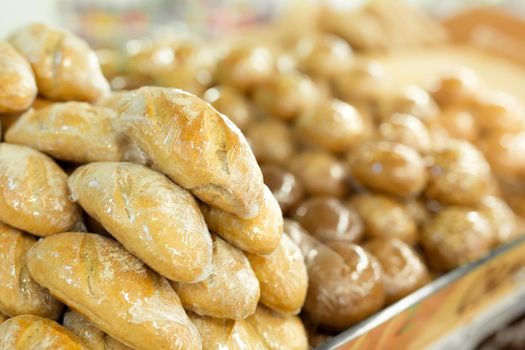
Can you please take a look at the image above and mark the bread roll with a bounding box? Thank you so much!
[172,235,260,320]
[350,193,417,244]
[115,86,264,219]
[246,235,308,315]
[201,186,282,254]
[0,143,79,236]
[8,23,109,101]
[0,40,36,113]
[69,162,213,282]
[0,314,86,350]
[261,163,304,215]
[378,113,432,153]
[6,102,124,163]
[0,313,6,323]
[26,232,201,350]
[63,309,132,350]
[479,196,519,244]
[284,220,385,331]
[364,238,429,304]
[246,119,295,165]
[246,305,308,350]
[0,222,63,319]
[189,313,266,350]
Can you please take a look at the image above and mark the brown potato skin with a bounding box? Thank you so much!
[247,119,295,165]
[115,86,264,219]
[261,163,304,215]
[293,196,364,244]
[426,141,492,206]
[201,186,282,255]
[0,315,86,350]
[421,207,495,271]
[172,235,260,320]
[9,23,110,102]
[350,193,417,244]
[295,99,367,153]
[63,309,132,350]
[289,150,349,198]
[26,232,201,350]
[349,141,427,197]
[284,220,385,331]
[246,305,308,350]
[0,143,79,236]
[246,235,308,315]
[0,41,36,113]
[0,222,63,319]
[364,238,429,304]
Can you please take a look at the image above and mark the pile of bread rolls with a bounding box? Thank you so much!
[91,11,525,345]
[0,23,309,350]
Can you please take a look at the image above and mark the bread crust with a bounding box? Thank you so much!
[68,162,213,282]
[26,232,201,350]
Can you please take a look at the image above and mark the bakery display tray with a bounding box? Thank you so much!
[318,235,525,350]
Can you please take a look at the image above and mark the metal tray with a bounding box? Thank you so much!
[318,235,525,350]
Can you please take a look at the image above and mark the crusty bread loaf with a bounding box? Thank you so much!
[245,234,308,315]
[26,232,201,350]
[6,102,124,163]
[0,40,36,113]
[201,186,282,254]
[0,143,79,236]
[114,86,264,219]
[63,309,132,350]
[0,222,63,319]
[68,162,213,282]
[189,313,266,350]
[246,305,308,350]
[0,313,5,323]
[0,314,86,350]
[172,235,260,320]
[8,23,110,102]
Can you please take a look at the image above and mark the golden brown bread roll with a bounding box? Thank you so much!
[261,163,304,215]
[63,309,132,350]
[0,222,63,319]
[350,193,417,244]
[431,69,478,108]
[0,314,86,350]
[439,108,478,141]
[378,86,439,122]
[334,59,385,105]
[0,40,36,113]
[295,99,367,153]
[1,97,53,140]
[480,131,525,183]
[246,119,295,165]
[295,34,353,80]
[115,86,264,219]
[252,72,320,121]
[8,23,110,102]
[215,45,275,90]
[26,232,201,350]
[378,113,432,153]
[284,220,385,331]
[172,235,260,320]
[245,235,308,315]
[203,86,251,131]
[200,186,282,255]
[426,141,492,206]
[364,238,429,304]
[5,102,124,163]
[421,207,494,271]
[349,140,427,197]
[293,197,364,244]
[68,162,213,282]
[0,313,5,323]
[471,91,525,135]
[189,313,266,350]
[0,143,79,236]
[289,150,349,198]
[246,305,308,350]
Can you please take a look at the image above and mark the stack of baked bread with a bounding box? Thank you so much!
[0,23,309,350]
